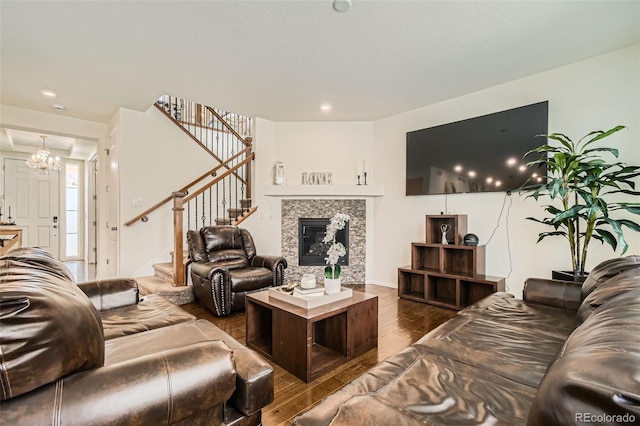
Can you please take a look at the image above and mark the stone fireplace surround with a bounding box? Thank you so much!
[281,199,366,284]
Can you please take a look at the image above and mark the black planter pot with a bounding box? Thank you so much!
[552,270,589,283]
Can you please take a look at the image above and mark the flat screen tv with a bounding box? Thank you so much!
[406,101,548,196]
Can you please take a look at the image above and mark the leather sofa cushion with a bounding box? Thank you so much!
[295,347,536,425]
[459,292,577,339]
[0,246,75,281]
[230,267,274,292]
[414,316,566,387]
[187,229,208,263]
[529,268,640,424]
[208,249,249,269]
[0,251,104,400]
[78,278,139,311]
[100,294,196,339]
[568,298,640,355]
[577,267,640,323]
[528,350,640,426]
[202,226,244,252]
[580,255,640,302]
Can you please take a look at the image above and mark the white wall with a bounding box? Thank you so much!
[243,120,375,261]
[372,44,640,297]
[115,106,216,277]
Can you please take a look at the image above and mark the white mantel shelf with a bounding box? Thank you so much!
[261,185,384,197]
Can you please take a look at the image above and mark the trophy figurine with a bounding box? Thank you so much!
[440,224,451,245]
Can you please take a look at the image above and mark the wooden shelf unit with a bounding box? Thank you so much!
[398,215,505,310]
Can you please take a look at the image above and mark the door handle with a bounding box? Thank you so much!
[111,226,118,231]
[52,225,57,229]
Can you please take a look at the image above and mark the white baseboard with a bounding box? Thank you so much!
[365,280,397,288]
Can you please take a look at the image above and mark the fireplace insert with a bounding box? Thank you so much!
[298,218,349,267]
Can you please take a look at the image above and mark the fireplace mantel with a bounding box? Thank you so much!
[262,185,384,197]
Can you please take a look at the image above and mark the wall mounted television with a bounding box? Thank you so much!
[406,101,548,196]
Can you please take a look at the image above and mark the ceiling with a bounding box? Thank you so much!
[1,1,639,131]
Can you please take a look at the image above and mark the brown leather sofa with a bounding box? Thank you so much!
[0,247,274,426]
[294,255,640,425]
[188,226,287,316]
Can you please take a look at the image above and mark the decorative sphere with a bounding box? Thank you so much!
[463,233,479,246]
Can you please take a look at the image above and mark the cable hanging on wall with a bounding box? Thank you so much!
[485,192,514,289]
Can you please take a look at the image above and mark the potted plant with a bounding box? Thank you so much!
[323,212,350,294]
[519,125,640,280]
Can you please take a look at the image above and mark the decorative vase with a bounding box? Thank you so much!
[324,278,341,295]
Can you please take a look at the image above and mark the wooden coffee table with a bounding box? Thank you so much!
[246,289,378,383]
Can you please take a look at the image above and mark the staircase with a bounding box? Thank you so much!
[127,95,257,298]
[137,251,193,305]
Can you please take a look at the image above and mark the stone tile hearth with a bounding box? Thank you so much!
[281,199,365,284]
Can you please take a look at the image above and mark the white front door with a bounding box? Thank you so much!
[3,158,60,258]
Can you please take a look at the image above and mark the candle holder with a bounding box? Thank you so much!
[364,172,368,185]
[357,175,362,185]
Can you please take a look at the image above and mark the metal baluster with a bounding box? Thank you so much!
[187,199,191,232]
[201,191,206,228]
[194,194,198,231]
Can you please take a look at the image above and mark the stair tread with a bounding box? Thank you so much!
[136,276,194,305]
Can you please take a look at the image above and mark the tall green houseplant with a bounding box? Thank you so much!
[520,125,640,274]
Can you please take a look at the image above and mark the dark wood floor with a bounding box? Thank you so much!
[182,284,457,426]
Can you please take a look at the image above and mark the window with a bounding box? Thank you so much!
[65,164,80,258]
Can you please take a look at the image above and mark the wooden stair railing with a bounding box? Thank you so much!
[124,145,253,227]
[153,102,250,184]
[124,96,256,286]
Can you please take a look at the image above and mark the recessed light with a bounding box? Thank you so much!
[320,104,332,112]
[519,165,527,172]
[486,177,493,183]
[468,171,476,178]
[333,0,351,13]
[41,89,57,98]
[506,157,517,166]
[495,180,502,187]
[52,104,65,111]
[454,165,463,172]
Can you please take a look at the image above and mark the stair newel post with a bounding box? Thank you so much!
[172,191,187,286]
[245,137,253,201]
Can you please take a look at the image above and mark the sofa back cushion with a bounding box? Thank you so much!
[187,229,208,263]
[200,226,249,269]
[0,248,105,400]
[580,255,640,302]
[529,269,640,425]
[577,267,640,323]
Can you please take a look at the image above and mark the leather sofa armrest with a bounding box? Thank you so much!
[523,277,582,311]
[191,261,228,280]
[229,347,274,416]
[77,278,139,311]
[190,262,232,316]
[250,255,287,286]
[1,341,236,425]
[250,255,287,271]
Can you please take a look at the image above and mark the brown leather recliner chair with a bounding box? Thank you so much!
[187,226,287,316]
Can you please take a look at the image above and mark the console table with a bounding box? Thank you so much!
[0,225,23,256]
[246,289,378,383]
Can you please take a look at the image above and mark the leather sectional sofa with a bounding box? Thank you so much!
[0,247,274,425]
[295,255,640,425]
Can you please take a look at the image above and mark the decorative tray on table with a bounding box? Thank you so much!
[268,285,353,309]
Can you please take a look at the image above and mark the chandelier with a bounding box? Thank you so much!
[26,136,63,175]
